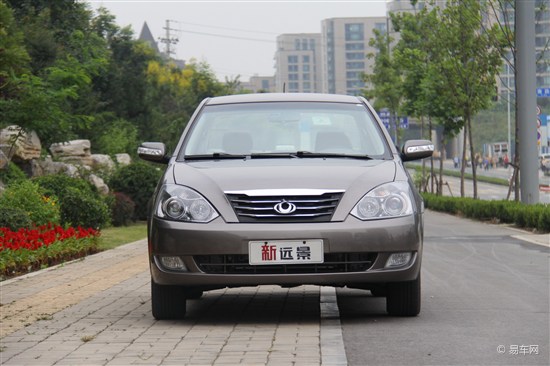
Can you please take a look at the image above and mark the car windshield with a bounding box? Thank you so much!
[180,102,389,159]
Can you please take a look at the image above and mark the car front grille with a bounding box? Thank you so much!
[193,253,377,274]
[226,192,344,223]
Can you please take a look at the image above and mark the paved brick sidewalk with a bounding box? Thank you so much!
[0,240,347,365]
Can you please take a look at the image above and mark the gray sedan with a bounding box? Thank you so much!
[139,93,433,319]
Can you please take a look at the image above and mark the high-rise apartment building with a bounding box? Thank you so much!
[320,17,387,95]
[240,76,276,93]
[497,0,550,95]
[274,34,323,93]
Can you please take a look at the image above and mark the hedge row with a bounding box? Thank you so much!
[422,193,550,233]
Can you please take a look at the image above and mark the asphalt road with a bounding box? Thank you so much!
[338,210,550,365]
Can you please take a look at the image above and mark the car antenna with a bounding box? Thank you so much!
[283,82,286,93]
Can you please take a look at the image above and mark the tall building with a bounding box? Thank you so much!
[320,17,387,95]
[274,34,323,93]
[240,76,276,93]
[497,0,550,95]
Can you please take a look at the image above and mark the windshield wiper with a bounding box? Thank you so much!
[294,151,373,160]
[184,153,247,160]
[249,152,299,159]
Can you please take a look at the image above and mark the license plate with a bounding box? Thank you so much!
[248,240,324,265]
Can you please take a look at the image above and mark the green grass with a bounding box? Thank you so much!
[98,222,147,250]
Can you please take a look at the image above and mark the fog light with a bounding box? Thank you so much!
[385,252,412,268]
[160,256,187,271]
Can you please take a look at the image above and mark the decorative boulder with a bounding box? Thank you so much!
[49,140,92,166]
[0,149,7,170]
[38,156,80,177]
[91,154,115,172]
[0,125,42,162]
[115,153,132,166]
[88,174,109,195]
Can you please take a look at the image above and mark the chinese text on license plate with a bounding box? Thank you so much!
[249,240,324,265]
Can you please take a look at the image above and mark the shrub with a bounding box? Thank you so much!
[422,193,550,233]
[33,174,98,201]
[0,180,60,226]
[110,192,136,227]
[109,162,162,220]
[0,207,32,231]
[0,162,27,186]
[60,187,111,229]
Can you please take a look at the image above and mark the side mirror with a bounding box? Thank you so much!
[400,139,434,162]
[137,142,169,164]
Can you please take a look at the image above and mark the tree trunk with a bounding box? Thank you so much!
[467,112,478,199]
[421,116,426,193]
[429,116,435,194]
[460,124,467,197]
[438,135,446,196]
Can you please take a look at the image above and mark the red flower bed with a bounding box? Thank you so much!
[0,224,99,252]
[1,224,101,280]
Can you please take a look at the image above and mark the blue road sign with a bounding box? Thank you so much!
[536,88,550,97]
[377,110,409,130]
[399,117,409,129]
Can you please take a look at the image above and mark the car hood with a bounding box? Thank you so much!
[170,158,397,222]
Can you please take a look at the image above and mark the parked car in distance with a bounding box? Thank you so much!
[139,93,434,319]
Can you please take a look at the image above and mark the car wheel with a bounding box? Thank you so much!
[386,274,421,316]
[184,288,204,299]
[151,280,187,320]
[370,286,387,297]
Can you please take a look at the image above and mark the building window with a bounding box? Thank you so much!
[288,55,298,63]
[295,39,301,50]
[303,64,310,72]
[345,23,364,41]
[303,82,311,90]
[346,71,361,79]
[302,39,308,50]
[309,39,316,50]
[346,43,365,50]
[288,65,298,72]
[346,62,365,69]
[288,73,299,80]
[303,55,310,63]
[347,80,364,88]
[374,22,387,34]
[262,80,270,89]
[288,82,299,91]
[303,73,310,80]
[346,52,364,60]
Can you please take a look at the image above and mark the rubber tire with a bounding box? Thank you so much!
[184,288,204,300]
[151,280,187,320]
[370,286,387,297]
[386,274,421,317]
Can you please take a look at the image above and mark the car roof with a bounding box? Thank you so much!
[204,93,364,105]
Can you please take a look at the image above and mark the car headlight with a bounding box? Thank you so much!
[351,181,413,220]
[155,184,219,223]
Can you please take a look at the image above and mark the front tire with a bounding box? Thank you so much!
[386,274,421,317]
[151,280,187,320]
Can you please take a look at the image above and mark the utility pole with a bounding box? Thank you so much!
[515,0,539,204]
[159,20,179,59]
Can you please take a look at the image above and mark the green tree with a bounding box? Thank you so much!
[363,29,403,145]
[432,0,504,198]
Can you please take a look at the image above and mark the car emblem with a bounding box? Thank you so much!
[274,200,297,214]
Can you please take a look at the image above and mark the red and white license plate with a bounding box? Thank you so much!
[248,240,324,265]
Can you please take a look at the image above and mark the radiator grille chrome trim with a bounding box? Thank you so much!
[226,190,344,223]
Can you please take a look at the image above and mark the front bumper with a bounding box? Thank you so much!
[149,214,422,287]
